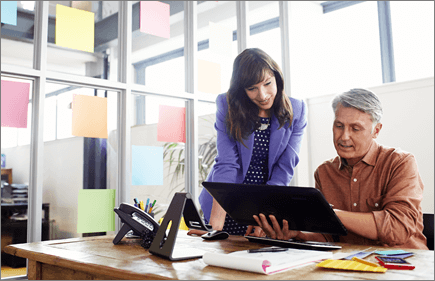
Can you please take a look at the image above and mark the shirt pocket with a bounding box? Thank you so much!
[366,196,383,211]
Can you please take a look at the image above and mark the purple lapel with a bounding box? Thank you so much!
[268,116,285,178]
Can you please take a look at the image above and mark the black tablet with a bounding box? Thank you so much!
[201,182,347,236]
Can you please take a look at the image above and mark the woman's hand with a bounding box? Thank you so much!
[245,225,266,237]
[253,213,300,240]
[187,229,208,236]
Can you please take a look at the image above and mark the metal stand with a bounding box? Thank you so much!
[149,192,212,261]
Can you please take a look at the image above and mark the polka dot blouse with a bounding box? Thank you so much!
[222,117,270,235]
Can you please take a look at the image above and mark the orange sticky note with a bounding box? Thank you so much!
[140,1,170,39]
[157,105,186,143]
[55,4,94,52]
[72,94,108,139]
[198,59,222,95]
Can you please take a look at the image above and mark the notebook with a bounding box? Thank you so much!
[202,181,347,236]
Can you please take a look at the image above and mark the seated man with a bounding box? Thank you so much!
[249,88,428,249]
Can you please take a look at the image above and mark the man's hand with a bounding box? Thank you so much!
[253,213,300,240]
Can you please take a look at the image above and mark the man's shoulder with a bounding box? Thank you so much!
[315,156,340,172]
[377,144,415,164]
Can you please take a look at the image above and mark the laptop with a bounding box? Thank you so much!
[201,181,347,236]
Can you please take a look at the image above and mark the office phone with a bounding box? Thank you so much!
[113,203,160,245]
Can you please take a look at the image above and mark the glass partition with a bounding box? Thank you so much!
[1,1,35,69]
[1,76,33,276]
[46,1,118,80]
[131,93,187,221]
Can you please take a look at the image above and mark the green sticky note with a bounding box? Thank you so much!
[77,189,115,233]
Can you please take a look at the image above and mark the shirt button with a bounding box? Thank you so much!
[353,178,357,182]
[375,203,379,207]
[353,203,357,207]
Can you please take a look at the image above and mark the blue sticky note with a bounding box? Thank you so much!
[132,146,163,185]
[374,250,410,255]
[1,1,18,26]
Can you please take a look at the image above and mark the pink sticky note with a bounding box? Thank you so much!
[1,80,31,128]
[157,105,185,143]
[140,1,170,39]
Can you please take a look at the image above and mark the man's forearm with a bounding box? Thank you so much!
[335,210,378,240]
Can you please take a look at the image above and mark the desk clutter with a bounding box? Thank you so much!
[113,192,417,275]
[1,182,28,204]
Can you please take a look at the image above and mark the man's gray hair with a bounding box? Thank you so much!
[332,88,383,124]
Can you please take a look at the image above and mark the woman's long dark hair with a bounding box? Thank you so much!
[226,48,293,146]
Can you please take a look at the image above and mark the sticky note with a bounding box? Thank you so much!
[140,1,170,39]
[132,146,163,185]
[157,105,186,143]
[374,250,410,255]
[1,1,17,26]
[1,80,31,128]
[77,189,115,233]
[210,22,233,57]
[55,4,94,53]
[316,259,387,273]
[198,59,222,95]
[72,94,108,139]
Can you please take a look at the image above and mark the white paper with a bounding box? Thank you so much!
[203,248,333,275]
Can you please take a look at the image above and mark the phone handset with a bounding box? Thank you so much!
[113,203,160,245]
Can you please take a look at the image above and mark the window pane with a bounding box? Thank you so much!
[1,1,35,69]
[42,85,118,241]
[197,101,217,197]
[390,1,434,82]
[197,1,237,97]
[288,1,382,99]
[248,1,281,70]
[46,1,118,80]
[1,76,33,273]
[132,1,185,90]
[131,93,186,221]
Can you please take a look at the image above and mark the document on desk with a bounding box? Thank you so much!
[202,248,332,275]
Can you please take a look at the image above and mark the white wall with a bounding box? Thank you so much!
[304,77,434,213]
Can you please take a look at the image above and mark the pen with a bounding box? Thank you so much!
[248,247,288,253]
[352,257,381,267]
[145,198,150,212]
[139,200,144,211]
[134,198,139,205]
[148,203,154,214]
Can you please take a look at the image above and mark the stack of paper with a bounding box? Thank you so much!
[203,248,332,275]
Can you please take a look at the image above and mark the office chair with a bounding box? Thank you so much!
[423,213,434,250]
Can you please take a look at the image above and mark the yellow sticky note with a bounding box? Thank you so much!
[198,59,221,95]
[55,4,94,53]
[72,94,108,139]
[316,259,387,273]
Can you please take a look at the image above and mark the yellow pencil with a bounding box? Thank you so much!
[139,200,144,211]
[352,257,381,267]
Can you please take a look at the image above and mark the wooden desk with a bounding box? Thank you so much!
[4,232,434,280]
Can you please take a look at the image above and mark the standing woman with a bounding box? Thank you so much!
[189,48,307,236]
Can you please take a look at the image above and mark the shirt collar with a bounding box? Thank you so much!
[338,141,379,169]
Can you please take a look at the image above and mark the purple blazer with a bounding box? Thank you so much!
[199,93,308,223]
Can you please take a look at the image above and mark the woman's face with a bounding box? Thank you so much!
[244,72,277,117]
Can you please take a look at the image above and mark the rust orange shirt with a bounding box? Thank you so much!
[314,141,428,249]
